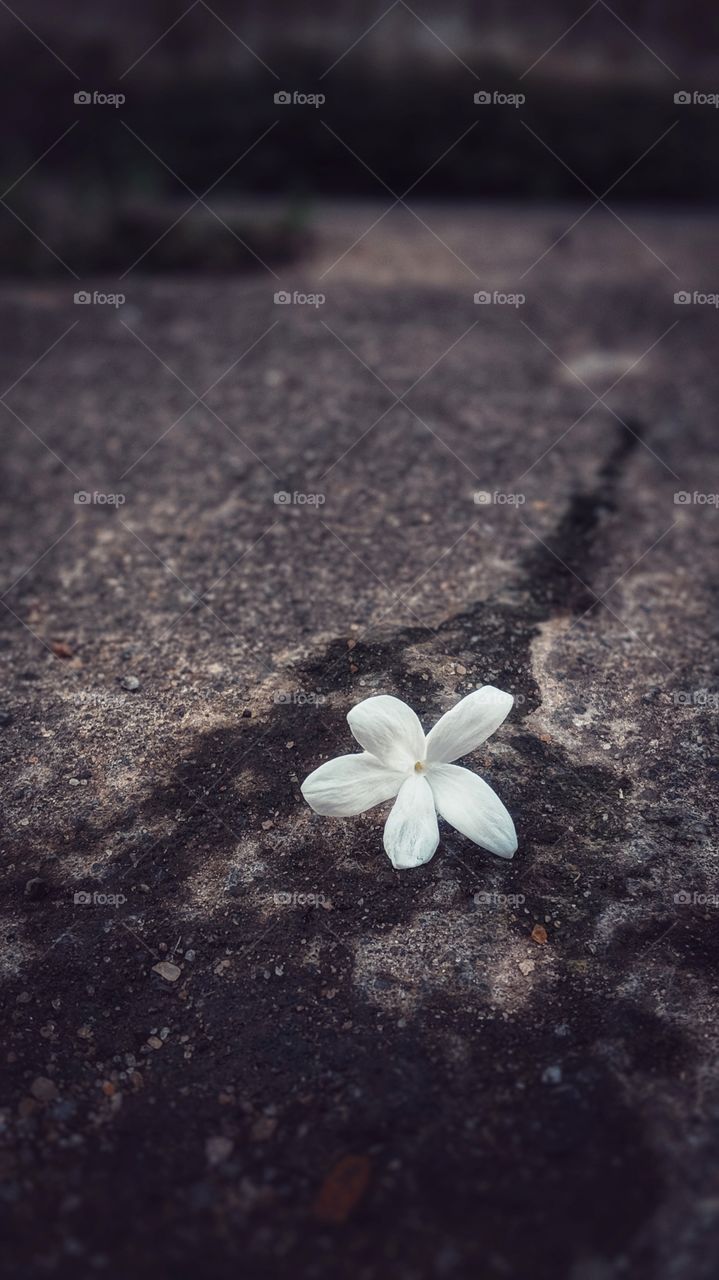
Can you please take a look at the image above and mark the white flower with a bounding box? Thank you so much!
[301,688,517,870]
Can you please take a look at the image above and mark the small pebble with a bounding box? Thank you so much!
[31,1076,58,1102]
[250,1115,277,1142]
[120,676,140,692]
[542,1065,563,1085]
[205,1135,234,1166]
[152,961,181,983]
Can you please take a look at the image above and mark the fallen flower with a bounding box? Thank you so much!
[301,688,517,869]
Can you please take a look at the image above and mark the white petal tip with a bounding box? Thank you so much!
[493,843,517,860]
[484,826,518,859]
[299,781,319,813]
[387,848,437,871]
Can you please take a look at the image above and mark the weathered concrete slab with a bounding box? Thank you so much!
[1,204,718,1279]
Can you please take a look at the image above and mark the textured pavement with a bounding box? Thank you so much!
[1,202,719,1279]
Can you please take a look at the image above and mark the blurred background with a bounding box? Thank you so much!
[1,0,717,275]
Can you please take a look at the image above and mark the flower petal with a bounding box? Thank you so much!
[383,773,439,870]
[425,686,513,764]
[427,763,517,858]
[301,753,404,817]
[347,695,425,771]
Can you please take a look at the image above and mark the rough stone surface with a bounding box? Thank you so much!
[1,204,718,1279]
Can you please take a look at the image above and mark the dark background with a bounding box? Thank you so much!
[1,0,717,273]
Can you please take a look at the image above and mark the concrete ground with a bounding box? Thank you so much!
[1,201,718,1279]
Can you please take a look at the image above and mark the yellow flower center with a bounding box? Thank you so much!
[414,761,425,772]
